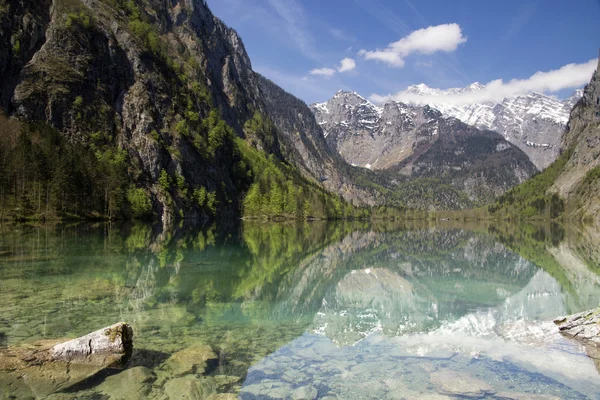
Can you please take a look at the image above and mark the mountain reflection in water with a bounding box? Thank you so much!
[1,220,599,399]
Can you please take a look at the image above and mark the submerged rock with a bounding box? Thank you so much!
[430,369,495,398]
[97,366,156,400]
[495,392,561,400]
[163,375,217,399]
[162,344,218,376]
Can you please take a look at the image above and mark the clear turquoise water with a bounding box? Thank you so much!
[1,221,599,399]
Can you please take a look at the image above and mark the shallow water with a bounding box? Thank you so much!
[1,221,600,399]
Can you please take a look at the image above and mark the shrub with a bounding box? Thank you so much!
[65,12,91,29]
[127,187,152,218]
[158,169,170,192]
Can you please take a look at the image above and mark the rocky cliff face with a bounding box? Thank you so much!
[399,84,582,170]
[549,57,600,220]
[0,0,376,221]
[311,91,537,204]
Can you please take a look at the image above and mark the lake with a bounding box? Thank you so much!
[1,220,600,399]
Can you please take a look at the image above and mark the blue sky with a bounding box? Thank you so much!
[209,0,600,105]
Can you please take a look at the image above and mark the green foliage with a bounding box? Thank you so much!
[123,1,168,59]
[236,139,360,220]
[488,223,575,296]
[0,0,8,14]
[206,191,217,215]
[12,38,20,54]
[166,146,182,162]
[578,165,600,191]
[175,172,186,191]
[244,112,276,149]
[149,130,164,146]
[158,169,171,192]
[488,150,572,220]
[128,19,163,55]
[73,96,84,108]
[175,119,190,136]
[205,114,235,157]
[127,187,152,218]
[193,187,207,207]
[0,115,130,220]
[65,11,91,29]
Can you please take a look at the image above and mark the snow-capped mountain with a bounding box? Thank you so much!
[399,84,583,169]
[311,90,440,170]
[310,91,537,205]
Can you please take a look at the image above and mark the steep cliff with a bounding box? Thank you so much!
[551,56,600,220]
[0,0,372,221]
[489,57,600,221]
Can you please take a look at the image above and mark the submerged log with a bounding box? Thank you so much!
[0,322,134,398]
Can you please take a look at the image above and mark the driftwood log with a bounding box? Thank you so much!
[0,322,133,398]
[51,322,133,366]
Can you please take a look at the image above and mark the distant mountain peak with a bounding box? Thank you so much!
[309,89,538,208]
[388,83,584,169]
[467,82,485,91]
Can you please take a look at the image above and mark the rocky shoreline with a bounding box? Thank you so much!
[2,306,600,400]
[555,308,600,369]
[0,323,240,399]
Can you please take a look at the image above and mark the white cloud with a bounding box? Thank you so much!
[309,58,356,78]
[338,58,356,73]
[359,23,467,68]
[370,59,597,105]
[256,65,337,102]
[310,68,337,77]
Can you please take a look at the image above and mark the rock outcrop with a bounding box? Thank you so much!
[548,56,600,221]
[555,309,600,366]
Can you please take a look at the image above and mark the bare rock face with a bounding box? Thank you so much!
[0,323,133,398]
[555,309,600,367]
[0,0,378,220]
[549,58,600,221]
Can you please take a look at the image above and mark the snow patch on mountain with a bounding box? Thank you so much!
[394,83,583,169]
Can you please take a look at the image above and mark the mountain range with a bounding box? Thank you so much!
[400,83,583,170]
[310,91,538,206]
[312,85,581,171]
[0,0,596,220]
